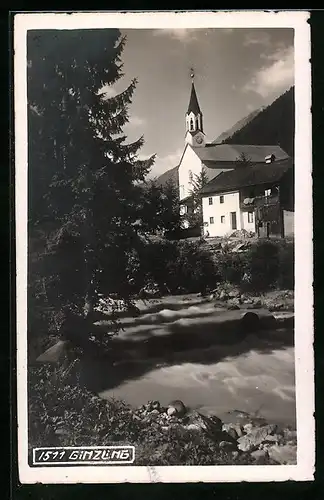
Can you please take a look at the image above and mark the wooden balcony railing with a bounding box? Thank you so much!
[240,194,279,210]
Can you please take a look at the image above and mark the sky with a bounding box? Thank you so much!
[102,28,294,178]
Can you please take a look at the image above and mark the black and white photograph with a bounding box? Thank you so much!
[15,11,314,483]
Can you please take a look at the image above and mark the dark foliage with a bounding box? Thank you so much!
[224,87,294,158]
[27,29,155,346]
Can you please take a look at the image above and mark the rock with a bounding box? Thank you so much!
[219,440,237,451]
[251,449,269,464]
[150,409,160,415]
[237,424,277,452]
[243,298,254,305]
[231,451,239,459]
[227,298,240,310]
[232,243,247,253]
[243,423,253,434]
[185,423,202,432]
[263,434,281,443]
[234,424,244,437]
[246,299,263,309]
[253,298,262,306]
[283,428,297,442]
[167,400,187,416]
[186,411,223,435]
[228,289,240,298]
[267,444,297,465]
[219,290,227,300]
[268,303,285,312]
[222,425,238,441]
[240,312,261,333]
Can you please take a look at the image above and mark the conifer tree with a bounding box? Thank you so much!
[185,168,209,229]
[27,29,155,331]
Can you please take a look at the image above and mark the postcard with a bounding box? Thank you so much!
[14,10,314,483]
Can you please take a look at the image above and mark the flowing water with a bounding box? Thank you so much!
[96,295,295,426]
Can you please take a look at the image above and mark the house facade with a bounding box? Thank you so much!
[156,78,290,204]
[155,77,293,239]
[200,158,294,238]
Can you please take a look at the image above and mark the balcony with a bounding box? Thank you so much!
[240,194,279,210]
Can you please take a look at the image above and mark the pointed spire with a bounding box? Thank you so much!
[187,78,201,115]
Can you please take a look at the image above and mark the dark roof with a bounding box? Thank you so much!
[187,83,201,115]
[200,158,293,195]
[193,144,289,163]
[155,165,179,188]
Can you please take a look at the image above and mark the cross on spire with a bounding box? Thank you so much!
[190,67,195,80]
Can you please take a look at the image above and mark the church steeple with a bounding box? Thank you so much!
[185,69,205,147]
[187,82,202,115]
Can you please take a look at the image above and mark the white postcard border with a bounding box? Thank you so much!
[15,10,314,483]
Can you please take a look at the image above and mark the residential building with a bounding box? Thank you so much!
[200,157,294,238]
[154,77,293,238]
[156,77,290,214]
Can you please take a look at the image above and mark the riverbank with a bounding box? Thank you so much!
[28,365,297,466]
[30,289,295,466]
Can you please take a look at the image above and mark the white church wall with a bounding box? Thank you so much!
[178,145,202,201]
[202,191,241,237]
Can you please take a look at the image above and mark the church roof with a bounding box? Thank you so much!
[200,158,293,195]
[187,83,201,115]
[193,144,289,163]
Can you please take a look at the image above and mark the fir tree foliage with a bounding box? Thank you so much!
[185,168,209,228]
[27,29,155,328]
[139,178,181,234]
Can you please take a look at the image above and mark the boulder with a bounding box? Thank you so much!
[185,411,223,437]
[240,312,261,333]
[219,440,237,451]
[167,400,187,417]
[222,423,239,440]
[232,243,248,253]
[282,428,297,443]
[237,424,277,452]
[243,423,253,434]
[267,444,297,465]
[227,298,241,310]
[251,449,269,464]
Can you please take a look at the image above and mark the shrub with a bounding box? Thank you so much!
[137,239,219,294]
[277,241,294,290]
[166,241,218,293]
[215,253,248,285]
[246,240,281,291]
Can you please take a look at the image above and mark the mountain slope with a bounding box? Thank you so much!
[224,87,294,157]
[213,107,265,144]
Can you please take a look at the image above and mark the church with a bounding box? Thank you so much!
[156,77,294,238]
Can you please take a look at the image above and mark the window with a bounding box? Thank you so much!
[264,188,271,197]
[248,211,254,223]
[190,118,194,131]
[210,217,214,224]
[220,195,224,204]
[208,197,213,205]
[221,216,225,223]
